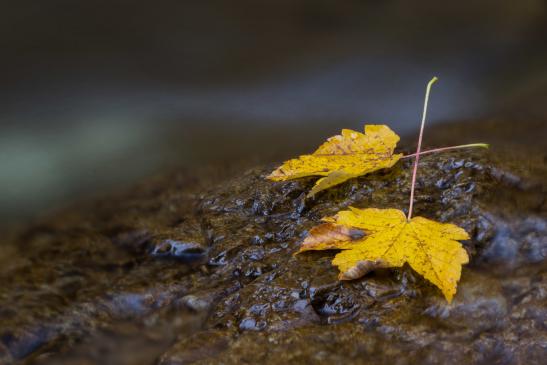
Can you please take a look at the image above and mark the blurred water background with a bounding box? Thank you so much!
[1,0,546,227]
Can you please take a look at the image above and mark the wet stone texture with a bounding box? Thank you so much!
[0,121,546,364]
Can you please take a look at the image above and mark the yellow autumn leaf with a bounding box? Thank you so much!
[298,207,470,302]
[267,125,402,197]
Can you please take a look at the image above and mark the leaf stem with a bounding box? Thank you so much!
[401,143,489,159]
[408,76,438,221]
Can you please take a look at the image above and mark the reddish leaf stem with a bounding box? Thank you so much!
[401,143,489,159]
[408,77,438,221]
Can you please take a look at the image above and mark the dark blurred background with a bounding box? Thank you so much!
[1,0,546,227]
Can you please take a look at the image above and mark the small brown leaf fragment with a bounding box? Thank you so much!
[338,259,389,280]
[297,223,364,254]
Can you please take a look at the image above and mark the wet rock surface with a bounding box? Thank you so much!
[0,120,546,364]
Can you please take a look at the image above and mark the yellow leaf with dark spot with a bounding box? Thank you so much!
[298,207,469,303]
[267,125,402,197]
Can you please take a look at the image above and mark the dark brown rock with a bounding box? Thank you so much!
[0,120,545,364]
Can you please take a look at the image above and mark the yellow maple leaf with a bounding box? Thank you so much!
[267,125,402,197]
[298,207,470,303]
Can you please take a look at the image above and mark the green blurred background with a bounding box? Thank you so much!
[1,0,546,227]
